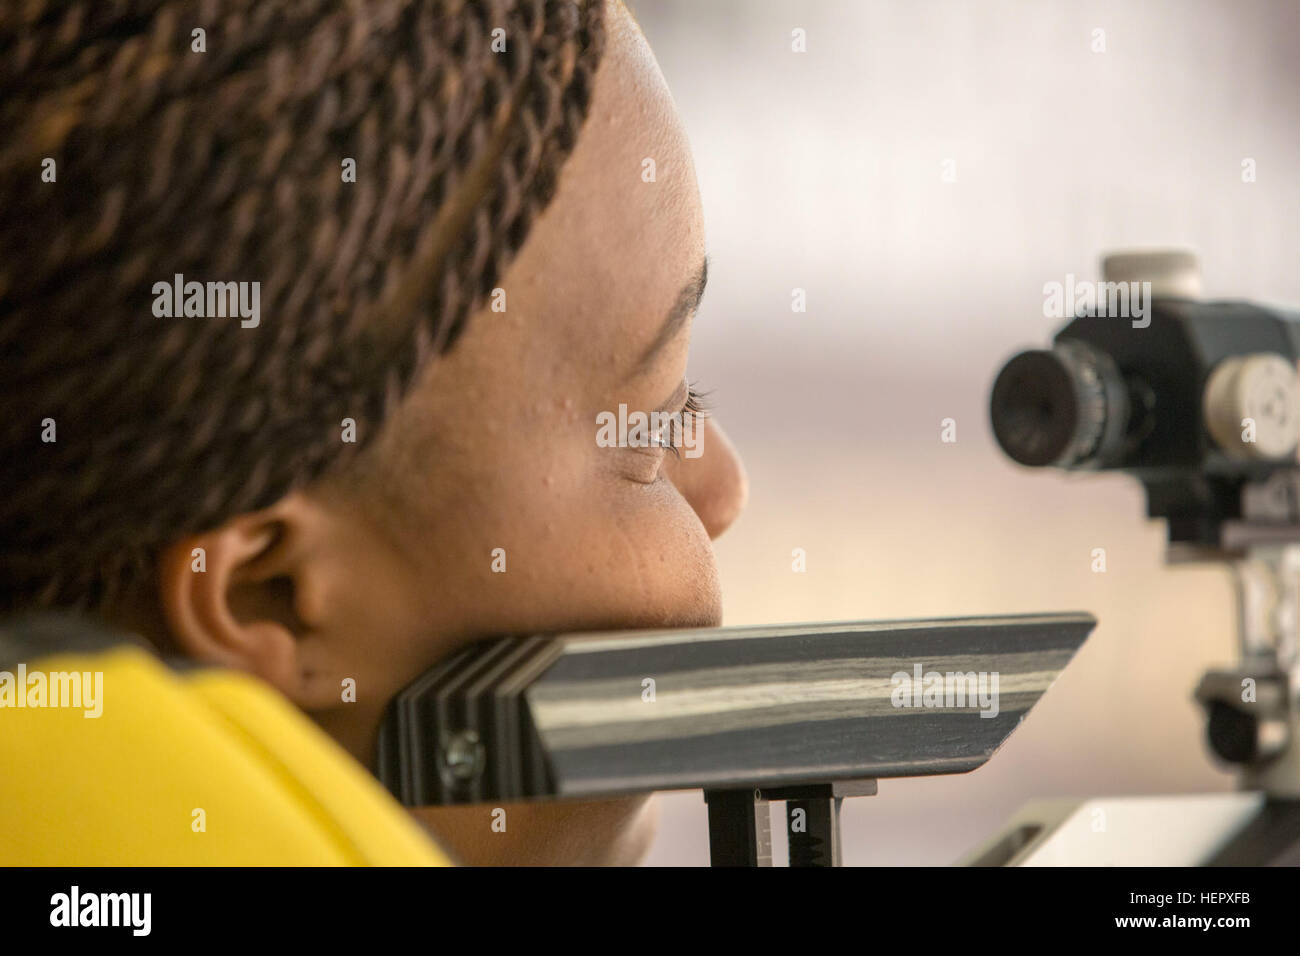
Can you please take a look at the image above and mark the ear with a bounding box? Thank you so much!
[157,492,341,708]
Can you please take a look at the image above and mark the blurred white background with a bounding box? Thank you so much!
[628,0,1300,865]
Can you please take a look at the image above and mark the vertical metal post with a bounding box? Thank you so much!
[704,788,772,866]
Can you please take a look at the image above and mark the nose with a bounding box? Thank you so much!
[667,417,748,539]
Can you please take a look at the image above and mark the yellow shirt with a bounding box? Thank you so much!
[0,637,449,866]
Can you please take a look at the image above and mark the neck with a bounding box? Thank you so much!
[310,703,384,769]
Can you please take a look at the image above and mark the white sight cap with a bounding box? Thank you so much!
[1204,353,1300,460]
[1101,249,1202,299]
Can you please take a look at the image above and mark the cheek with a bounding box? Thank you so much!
[591,477,724,628]
[435,467,724,636]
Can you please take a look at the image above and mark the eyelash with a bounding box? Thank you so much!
[660,382,712,460]
[684,383,713,418]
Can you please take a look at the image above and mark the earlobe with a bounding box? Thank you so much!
[157,510,303,696]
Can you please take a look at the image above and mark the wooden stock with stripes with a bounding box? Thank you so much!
[376,612,1096,806]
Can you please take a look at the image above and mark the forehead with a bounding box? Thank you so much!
[454,0,705,393]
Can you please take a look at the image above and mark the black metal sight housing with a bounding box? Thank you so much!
[991,294,1300,548]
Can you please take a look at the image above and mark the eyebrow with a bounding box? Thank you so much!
[635,255,709,373]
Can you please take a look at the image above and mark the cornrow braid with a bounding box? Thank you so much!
[0,0,607,611]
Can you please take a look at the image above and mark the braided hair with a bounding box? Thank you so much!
[0,0,607,611]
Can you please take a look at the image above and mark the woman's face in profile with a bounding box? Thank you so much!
[192,0,746,861]
[319,0,745,695]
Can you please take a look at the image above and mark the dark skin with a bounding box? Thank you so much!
[133,0,747,865]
